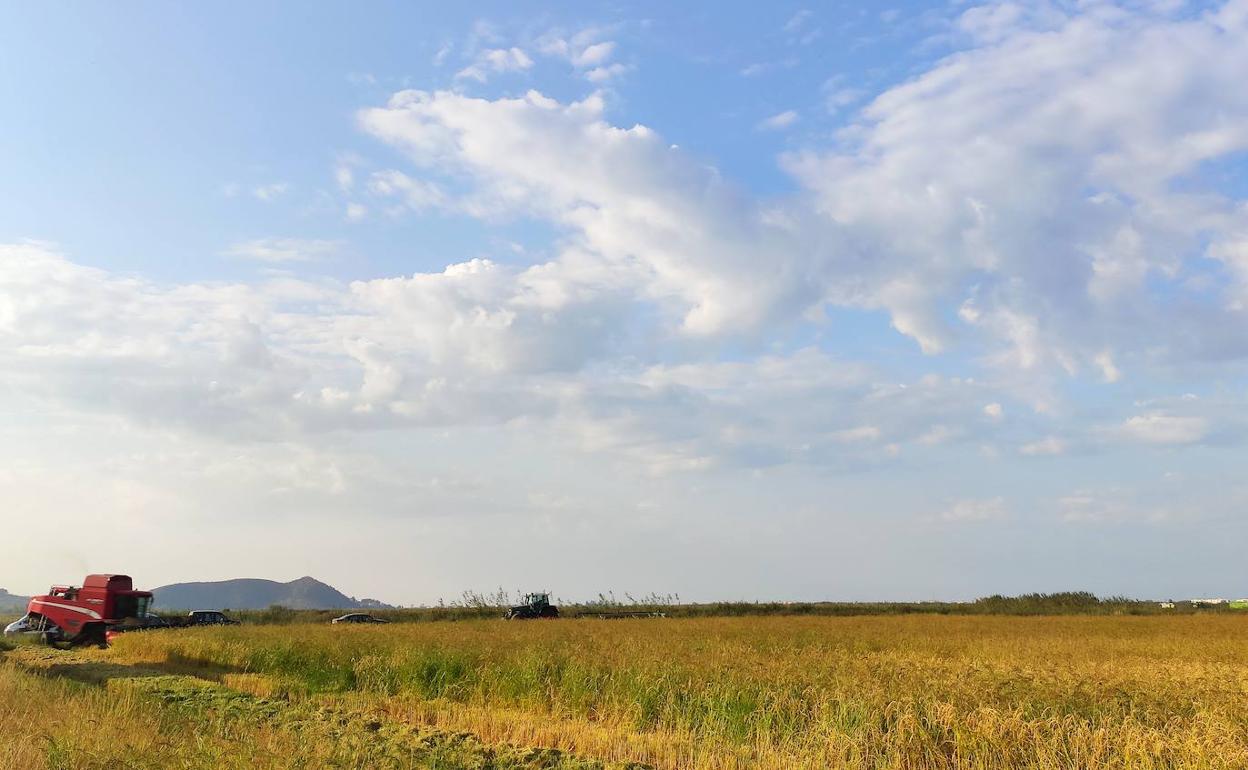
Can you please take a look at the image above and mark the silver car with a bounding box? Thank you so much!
[331,613,389,624]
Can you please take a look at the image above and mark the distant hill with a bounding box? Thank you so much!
[0,589,29,612]
[151,576,392,610]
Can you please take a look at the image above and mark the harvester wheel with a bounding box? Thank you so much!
[74,624,108,649]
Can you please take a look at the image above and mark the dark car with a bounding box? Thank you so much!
[187,610,240,626]
[141,612,170,628]
[331,613,389,625]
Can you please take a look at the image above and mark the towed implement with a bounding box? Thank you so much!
[574,610,668,619]
[22,574,153,648]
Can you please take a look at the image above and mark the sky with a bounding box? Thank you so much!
[3,1,1248,605]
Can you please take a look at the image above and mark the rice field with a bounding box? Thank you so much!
[3,614,1248,769]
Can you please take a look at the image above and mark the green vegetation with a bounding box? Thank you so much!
[172,591,1181,625]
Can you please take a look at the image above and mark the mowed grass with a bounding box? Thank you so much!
[80,614,1248,769]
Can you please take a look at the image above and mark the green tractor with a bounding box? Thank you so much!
[505,592,559,620]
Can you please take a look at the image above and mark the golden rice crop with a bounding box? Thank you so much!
[87,614,1248,770]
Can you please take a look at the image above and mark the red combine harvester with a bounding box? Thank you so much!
[26,574,153,648]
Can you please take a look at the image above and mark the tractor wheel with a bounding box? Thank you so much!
[539,606,559,619]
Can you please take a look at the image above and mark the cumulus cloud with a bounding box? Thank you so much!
[358,89,830,337]
[358,2,1248,398]
[0,242,1029,475]
[784,1,1248,373]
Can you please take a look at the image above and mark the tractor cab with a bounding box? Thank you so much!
[505,592,559,620]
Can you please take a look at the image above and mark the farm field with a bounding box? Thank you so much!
[3,615,1248,769]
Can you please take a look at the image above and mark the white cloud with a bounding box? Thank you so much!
[334,165,354,192]
[252,182,290,201]
[366,169,446,211]
[432,42,453,67]
[357,89,827,337]
[572,41,615,68]
[758,110,799,131]
[223,238,343,263]
[0,241,1030,476]
[983,402,1004,420]
[1057,490,1183,524]
[740,59,798,78]
[1120,413,1208,445]
[585,63,630,83]
[345,202,367,222]
[1094,351,1121,383]
[784,10,812,33]
[831,425,881,443]
[783,2,1248,375]
[939,496,1007,522]
[1020,436,1064,456]
[455,47,533,82]
[537,28,628,81]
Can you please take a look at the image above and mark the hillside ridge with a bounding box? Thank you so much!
[152,576,392,610]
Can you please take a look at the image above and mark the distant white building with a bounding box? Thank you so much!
[1190,598,1226,607]
[1159,602,1175,609]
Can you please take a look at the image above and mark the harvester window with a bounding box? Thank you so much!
[114,595,151,619]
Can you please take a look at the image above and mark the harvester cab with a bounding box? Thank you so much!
[26,574,153,648]
[505,592,559,620]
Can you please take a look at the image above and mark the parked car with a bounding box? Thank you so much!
[103,612,173,643]
[187,610,239,626]
[331,613,389,625]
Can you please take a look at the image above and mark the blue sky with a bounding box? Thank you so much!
[1,2,948,281]
[2,1,1247,604]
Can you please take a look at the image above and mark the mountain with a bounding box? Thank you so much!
[0,589,29,612]
[151,576,392,610]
